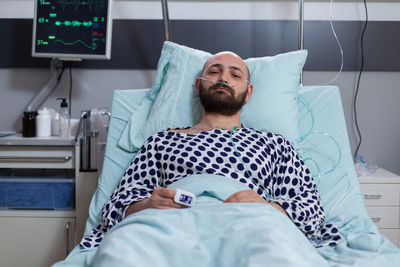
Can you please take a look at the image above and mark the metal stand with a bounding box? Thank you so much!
[25,58,62,112]
[299,0,304,85]
[75,110,98,172]
[161,0,171,41]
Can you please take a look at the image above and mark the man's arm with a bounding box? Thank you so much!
[269,134,325,233]
[125,188,187,217]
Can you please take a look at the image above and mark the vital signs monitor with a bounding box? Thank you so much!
[32,0,113,60]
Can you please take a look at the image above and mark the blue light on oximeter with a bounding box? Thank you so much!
[174,189,196,207]
[179,194,192,204]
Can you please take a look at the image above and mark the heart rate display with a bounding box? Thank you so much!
[32,0,112,59]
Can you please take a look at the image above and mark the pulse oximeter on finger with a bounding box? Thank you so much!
[174,189,196,207]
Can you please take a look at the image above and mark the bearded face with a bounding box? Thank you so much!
[198,80,248,116]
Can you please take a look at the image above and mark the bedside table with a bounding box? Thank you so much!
[358,168,400,248]
[0,135,99,267]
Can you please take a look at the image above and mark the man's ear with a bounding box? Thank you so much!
[195,77,201,95]
[245,84,254,103]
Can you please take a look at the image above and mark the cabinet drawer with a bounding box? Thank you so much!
[0,146,74,169]
[366,206,399,228]
[360,184,400,206]
[379,229,399,248]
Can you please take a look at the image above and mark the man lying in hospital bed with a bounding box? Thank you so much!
[81,51,341,259]
[53,42,400,266]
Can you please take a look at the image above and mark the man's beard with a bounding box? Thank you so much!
[198,81,248,116]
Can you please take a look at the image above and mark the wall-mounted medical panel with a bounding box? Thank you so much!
[1,19,400,71]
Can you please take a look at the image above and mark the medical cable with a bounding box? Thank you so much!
[295,94,342,180]
[296,93,352,218]
[68,66,73,116]
[353,0,369,159]
[297,94,316,142]
[325,0,344,85]
[49,63,66,96]
[300,132,342,180]
[229,126,275,200]
[313,0,344,86]
[325,173,351,218]
[199,77,249,88]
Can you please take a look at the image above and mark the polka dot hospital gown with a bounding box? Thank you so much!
[80,127,342,249]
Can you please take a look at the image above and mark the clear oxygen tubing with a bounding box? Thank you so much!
[312,0,344,86]
[325,172,351,218]
[229,126,275,200]
[199,77,250,88]
[295,94,342,179]
[296,94,352,217]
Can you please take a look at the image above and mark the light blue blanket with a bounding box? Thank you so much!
[58,174,400,267]
[89,174,327,267]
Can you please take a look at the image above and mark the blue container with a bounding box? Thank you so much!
[0,178,75,210]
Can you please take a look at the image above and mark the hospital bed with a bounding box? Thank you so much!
[52,41,400,266]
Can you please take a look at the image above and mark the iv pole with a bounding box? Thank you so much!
[299,0,304,85]
[160,0,304,83]
[161,0,171,41]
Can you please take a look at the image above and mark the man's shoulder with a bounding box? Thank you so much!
[246,127,284,139]
[245,127,290,145]
[143,130,169,143]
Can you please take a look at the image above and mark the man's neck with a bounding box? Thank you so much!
[194,111,242,131]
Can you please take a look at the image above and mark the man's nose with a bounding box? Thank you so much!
[219,71,229,83]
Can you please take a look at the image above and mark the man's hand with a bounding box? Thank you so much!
[224,190,288,217]
[126,188,186,217]
[148,187,187,209]
[224,190,266,204]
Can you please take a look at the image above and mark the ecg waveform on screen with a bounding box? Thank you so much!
[52,0,106,11]
[35,0,109,56]
[55,39,93,49]
[55,20,93,27]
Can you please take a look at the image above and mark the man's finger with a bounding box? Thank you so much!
[224,190,264,203]
[152,198,187,209]
[154,187,176,199]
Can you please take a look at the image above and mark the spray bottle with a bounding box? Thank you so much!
[57,98,70,138]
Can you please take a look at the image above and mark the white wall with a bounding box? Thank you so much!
[0,69,156,130]
[1,0,399,175]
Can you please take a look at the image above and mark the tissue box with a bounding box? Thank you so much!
[0,178,75,210]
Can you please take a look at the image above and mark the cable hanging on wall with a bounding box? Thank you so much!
[354,0,368,159]
[310,0,344,86]
[323,0,344,85]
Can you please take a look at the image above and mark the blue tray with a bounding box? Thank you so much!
[0,178,75,210]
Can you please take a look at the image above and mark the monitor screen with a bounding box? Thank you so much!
[32,0,112,60]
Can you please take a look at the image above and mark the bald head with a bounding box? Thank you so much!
[201,51,250,82]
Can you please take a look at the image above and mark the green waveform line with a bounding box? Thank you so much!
[56,0,98,11]
[55,20,93,27]
[55,39,93,49]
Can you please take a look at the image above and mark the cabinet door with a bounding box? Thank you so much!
[0,216,75,267]
[379,229,400,248]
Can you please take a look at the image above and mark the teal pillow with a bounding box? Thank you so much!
[118,41,307,152]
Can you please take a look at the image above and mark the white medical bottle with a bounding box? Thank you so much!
[58,98,71,138]
[36,108,51,137]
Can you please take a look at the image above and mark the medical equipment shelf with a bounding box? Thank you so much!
[0,135,98,267]
[359,168,400,248]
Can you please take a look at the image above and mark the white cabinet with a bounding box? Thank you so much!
[359,168,400,247]
[0,211,75,267]
[0,136,98,267]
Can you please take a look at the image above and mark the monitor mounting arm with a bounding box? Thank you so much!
[25,58,63,112]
